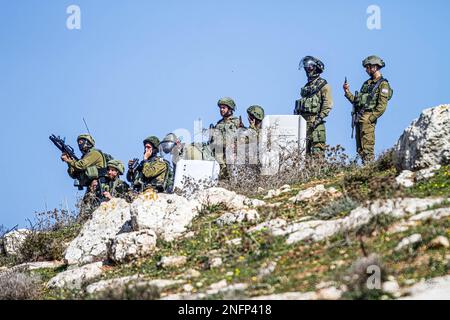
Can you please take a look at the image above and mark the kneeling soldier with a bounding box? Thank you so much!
[102,160,130,201]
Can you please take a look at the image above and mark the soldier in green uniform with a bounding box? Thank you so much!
[343,55,393,164]
[240,105,265,170]
[210,97,242,179]
[101,160,130,201]
[127,136,170,193]
[246,105,265,133]
[61,134,109,222]
[61,134,107,187]
[294,56,334,155]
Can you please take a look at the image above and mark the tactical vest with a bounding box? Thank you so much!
[296,78,328,115]
[84,148,112,180]
[354,78,393,112]
[75,148,110,188]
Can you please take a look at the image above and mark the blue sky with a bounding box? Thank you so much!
[0,0,449,228]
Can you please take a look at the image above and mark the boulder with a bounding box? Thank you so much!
[86,276,184,296]
[400,275,450,300]
[289,185,341,204]
[158,255,187,269]
[108,229,157,263]
[47,261,104,290]
[2,229,31,256]
[394,104,450,170]
[395,234,422,251]
[395,170,415,188]
[64,198,131,266]
[130,192,199,242]
[248,197,447,245]
[196,187,265,210]
[215,209,260,226]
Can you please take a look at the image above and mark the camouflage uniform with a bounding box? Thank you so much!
[66,134,107,187]
[102,160,130,200]
[294,57,333,154]
[210,97,241,179]
[345,56,393,163]
[127,136,169,193]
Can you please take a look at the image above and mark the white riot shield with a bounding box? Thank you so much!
[173,159,220,193]
[259,115,307,175]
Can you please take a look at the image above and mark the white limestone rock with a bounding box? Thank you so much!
[394,105,450,170]
[64,198,131,266]
[108,229,157,263]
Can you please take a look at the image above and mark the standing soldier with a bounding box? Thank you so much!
[127,136,171,193]
[210,97,242,179]
[294,56,334,155]
[343,55,393,164]
[101,160,130,201]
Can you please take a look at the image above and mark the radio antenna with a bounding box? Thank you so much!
[83,117,92,136]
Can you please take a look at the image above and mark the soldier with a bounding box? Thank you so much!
[294,56,334,155]
[127,136,171,193]
[61,134,108,190]
[101,160,130,201]
[210,97,242,179]
[343,55,393,164]
[246,105,265,133]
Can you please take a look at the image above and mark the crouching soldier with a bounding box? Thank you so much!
[101,160,130,201]
[127,136,172,193]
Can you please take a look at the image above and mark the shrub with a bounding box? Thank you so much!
[315,197,360,220]
[0,271,41,300]
[19,208,81,263]
[220,144,353,197]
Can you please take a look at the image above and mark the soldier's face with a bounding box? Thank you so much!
[144,143,153,153]
[107,167,119,179]
[365,65,378,76]
[219,105,230,117]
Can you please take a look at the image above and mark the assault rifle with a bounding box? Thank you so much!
[49,134,79,161]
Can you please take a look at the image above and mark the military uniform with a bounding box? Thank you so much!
[345,56,393,163]
[210,97,241,179]
[127,136,170,193]
[102,160,130,200]
[294,56,333,154]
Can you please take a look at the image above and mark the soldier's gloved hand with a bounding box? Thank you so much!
[128,160,135,170]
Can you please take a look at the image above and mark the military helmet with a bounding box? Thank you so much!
[162,133,178,144]
[217,97,236,111]
[143,136,161,148]
[247,105,265,121]
[362,55,385,68]
[107,159,125,175]
[77,134,95,146]
[160,133,178,154]
[300,56,325,73]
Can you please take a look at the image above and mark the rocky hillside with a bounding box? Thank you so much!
[0,105,449,300]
